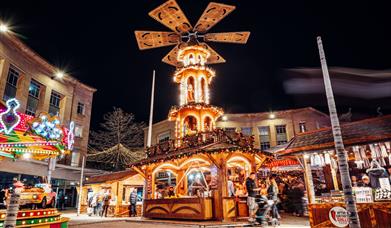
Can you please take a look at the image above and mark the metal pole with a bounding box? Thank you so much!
[77,156,85,216]
[147,70,155,148]
[141,70,155,217]
[317,36,360,228]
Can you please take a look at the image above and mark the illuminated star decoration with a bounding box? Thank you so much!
[0,98,21,134]
[67,121,75,150]
[31,114,63,141]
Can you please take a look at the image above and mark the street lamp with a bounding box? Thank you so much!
[55,71,64,79]
[0,24,9,33]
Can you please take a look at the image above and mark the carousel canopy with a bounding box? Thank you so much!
[278,114,391,156]
[0,98,73,160]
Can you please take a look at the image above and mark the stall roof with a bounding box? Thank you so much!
[85,169,138,184]
[130,141,261,166]
[278,114,391,156]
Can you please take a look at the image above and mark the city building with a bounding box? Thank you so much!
[0,30,96,167]
[144,107,331,150]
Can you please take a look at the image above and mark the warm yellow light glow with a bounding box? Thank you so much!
[269,113,275,119]
[179,158,211,168]
[0,24,9,33]
[152,163,179,175]
[222,115,228,121]
[227,156,252,172]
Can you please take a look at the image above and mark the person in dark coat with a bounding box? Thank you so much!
[129,189,138,217]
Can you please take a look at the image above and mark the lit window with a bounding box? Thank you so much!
[3,65,19,101]
[49,91,61,116]
[241,127,252,136]
[71,151,80,167]
[77,102,85,115]
[299,122,307,133]
[75,125,83,138]
[275,125,287,145]
[258,126,270,150]
[26,80,41,116]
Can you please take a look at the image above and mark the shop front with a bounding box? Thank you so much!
[80,170,144,216]
[131,129,269,221]
[278,115,391,227]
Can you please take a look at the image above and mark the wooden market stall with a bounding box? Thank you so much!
[80,169,144,216]
[278,115,391,227]
[131,129,269,221]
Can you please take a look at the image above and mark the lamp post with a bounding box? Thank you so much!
[317,36,360,228]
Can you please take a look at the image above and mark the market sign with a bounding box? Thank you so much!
[329,206,349,227]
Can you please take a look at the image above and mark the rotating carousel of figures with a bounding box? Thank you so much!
[0,98,73,227]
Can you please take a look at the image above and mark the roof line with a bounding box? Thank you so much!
[2,33,96,92]
[295,114,391,137]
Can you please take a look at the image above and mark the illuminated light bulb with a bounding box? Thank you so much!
[23,153,31,159]
[55,71,64,78]
[269,113,275,119]
[0,24,9,33]
[222,116,228,121]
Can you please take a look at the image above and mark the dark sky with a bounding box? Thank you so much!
[2,1,391,129]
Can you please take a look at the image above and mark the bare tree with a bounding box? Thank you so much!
[87,107,146,170]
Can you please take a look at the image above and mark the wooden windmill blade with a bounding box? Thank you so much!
[204,32,250,44]
[193,2,236,34]
[200,43,226,64]
[134,31,181,50]
[162,45,183,67]
[148,0,193,34]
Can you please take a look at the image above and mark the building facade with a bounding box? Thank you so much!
[0,32,96,166]
[144,107,331,150]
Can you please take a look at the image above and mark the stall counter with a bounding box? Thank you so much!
[144,197,213,220]
[309,202,391,228]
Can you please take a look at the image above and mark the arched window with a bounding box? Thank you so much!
[187,77,195,103]
[203,116,212,131]
[183,115,197,135]
[200,77,206,103]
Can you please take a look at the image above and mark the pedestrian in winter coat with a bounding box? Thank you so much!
[129,189,138,217]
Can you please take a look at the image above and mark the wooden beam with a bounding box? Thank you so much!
[132,166,146,179]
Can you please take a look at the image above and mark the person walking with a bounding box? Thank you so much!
[245,172,260,223]
[101,190,111,217]
[129,189,138,217]
[96,192,103,216]
[267,174,280,222]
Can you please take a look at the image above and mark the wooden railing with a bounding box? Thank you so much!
[145,129,254,158]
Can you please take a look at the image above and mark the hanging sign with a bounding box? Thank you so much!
[329,206,349,227]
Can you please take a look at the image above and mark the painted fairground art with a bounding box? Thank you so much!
[132,0,271,222]
[0,98,73,227]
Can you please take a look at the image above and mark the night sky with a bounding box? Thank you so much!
[2,1,391,129]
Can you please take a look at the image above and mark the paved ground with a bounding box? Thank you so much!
[64,211,310,228]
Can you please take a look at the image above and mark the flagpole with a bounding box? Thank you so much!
[147,70,155,147]
[141,70,155,217]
